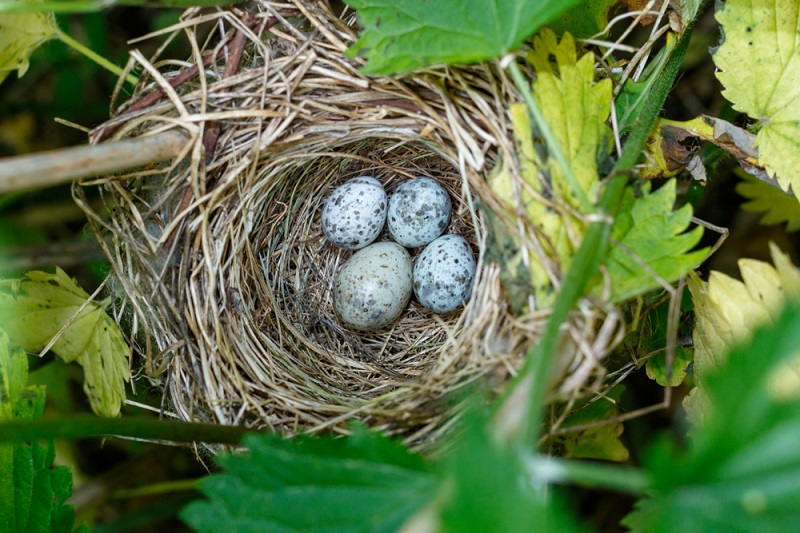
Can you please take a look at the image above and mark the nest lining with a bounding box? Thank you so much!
[74,0,635,446]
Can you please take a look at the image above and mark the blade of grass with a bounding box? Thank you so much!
[56,29,138,86]
[500,27,694,449]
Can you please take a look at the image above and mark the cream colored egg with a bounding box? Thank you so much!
[333,242,412,330]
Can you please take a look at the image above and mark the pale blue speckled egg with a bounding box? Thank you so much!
[413,234,475,313]
[333,242,413,330]
[322,176,387,250]
[387,177,451,248]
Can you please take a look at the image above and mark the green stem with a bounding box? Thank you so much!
[507,60,592,213]
[56,29,138,86]
[0,0,231,13]
[501,26,695,449]
[112,479,202,499]
[0,416,256,444]
[528,455,649,495]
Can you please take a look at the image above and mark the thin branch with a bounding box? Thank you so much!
[0,130,189,194]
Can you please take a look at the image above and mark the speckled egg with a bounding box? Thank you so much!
[387,177,451,248]
[322,176,387,250]
[413,234,475,314]
[333,242,413,330]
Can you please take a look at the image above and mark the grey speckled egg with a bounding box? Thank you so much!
[333,242,412,330]
[387,177,451,248]
[322,176,387,250]
[413,234,475,314]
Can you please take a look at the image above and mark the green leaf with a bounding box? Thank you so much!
[624,302,800,533]
[736,170,800,232]
[646,346,693,387]
[0,330,85,533]
[344,0,581,74]
[0,268,129,417]
[545,0,619,39]
[713,0,800,200]
[0,0,58,85]
[180,427,439,533]
[594,179,707,303]
[552,386,629,462]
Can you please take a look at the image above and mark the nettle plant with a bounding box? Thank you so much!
[1,0,800,531]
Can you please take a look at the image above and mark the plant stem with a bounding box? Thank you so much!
[527,454,650,495]
[0,415,256,444]
[112,479,202,499]
[501,26,695,449]
[0,0,231,14]
[56,29,138,86]
[507,60,592,213]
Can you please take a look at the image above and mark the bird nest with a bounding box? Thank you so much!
[75,0,625,447]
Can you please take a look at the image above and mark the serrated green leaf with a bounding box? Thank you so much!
[344,0,581,75]
[593,179,707,303]
[0,330,84,533]
[713,0,800,201]
[624,302,800,533]
[736,170,800,232]
[180,427,439,533]
[645,346,693,387]
[0,0,57,85]
[0,268,129,417]
[553,386,629,462]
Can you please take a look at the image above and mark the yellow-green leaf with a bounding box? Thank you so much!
[0,268,129,417]
[486,30,612,310]
[736,169,800,232]
[714,0,800,200]
[0,0,57,85]
[528,30,612,207]
[685,243,800,424]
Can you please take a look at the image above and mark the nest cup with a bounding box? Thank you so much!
[76,1,618,446]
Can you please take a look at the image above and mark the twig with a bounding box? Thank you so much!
[0,130,189,194]
[0,240,106,271]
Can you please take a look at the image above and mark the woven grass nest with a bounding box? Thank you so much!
[76,0,624,447]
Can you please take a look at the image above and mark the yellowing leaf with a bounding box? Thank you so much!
[736,169,800,232]
[486,30,612,310]
[0,1,57,85]
[714,0,800,199]
[685,243,800,424]
[528,30,612,206]
[0,268,129,417]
